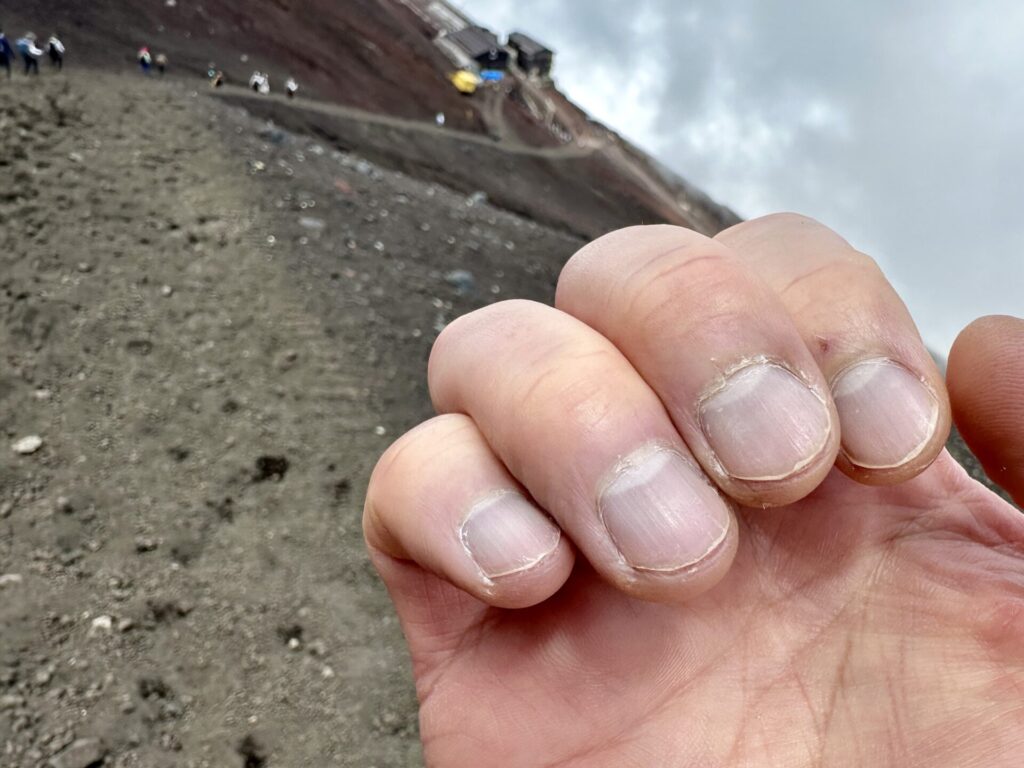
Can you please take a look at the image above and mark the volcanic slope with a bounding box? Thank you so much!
[0,70,585,767]
[4,0,742,237]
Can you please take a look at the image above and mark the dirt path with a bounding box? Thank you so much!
[214,85,606,160]
[0,71,583,768]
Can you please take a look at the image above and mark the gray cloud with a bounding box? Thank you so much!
[457,0,1024,353]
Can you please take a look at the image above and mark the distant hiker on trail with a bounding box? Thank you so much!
[16,33,43,76]
[155,53,168,76]
[47,33,65,70]
[0,27,15,79]
[285,77,298,99]
[249,71,270,94]
[138,46,153,75]
[210,70,224,89]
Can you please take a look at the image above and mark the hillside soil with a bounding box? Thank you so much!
[0,70,583,768]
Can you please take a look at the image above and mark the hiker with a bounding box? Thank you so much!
[0,26,17,79]
[138,46,152,75]
[210,70,224,89]
[285,77,298,99]
[155,53,168,76]
[15,33,43,76]
[249,71,272,94]
[47,33,65,70]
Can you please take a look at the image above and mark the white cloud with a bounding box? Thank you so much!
[459,0,1023,353]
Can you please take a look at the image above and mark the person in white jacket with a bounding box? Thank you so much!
[47,33,65,71]
[15,33,43,76]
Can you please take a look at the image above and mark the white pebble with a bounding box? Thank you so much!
[89,615,114,636]
[12,436,43,455]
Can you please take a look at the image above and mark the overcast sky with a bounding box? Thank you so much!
[454,0,1023,355]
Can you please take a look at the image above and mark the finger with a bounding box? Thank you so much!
[716,213,951,484]
[556,225,840,507]
[947,315,1024,505]
[429,300,738,603]
[364,414,574,609]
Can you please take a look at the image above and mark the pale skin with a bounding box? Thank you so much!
[364,214,1024,767]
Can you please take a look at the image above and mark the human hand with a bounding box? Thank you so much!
[364,215,1024,767]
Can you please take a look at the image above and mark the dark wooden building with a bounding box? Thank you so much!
[447,26,509,70]
[508,32,554,77]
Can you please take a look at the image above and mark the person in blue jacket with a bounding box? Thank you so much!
[0,26,15,79]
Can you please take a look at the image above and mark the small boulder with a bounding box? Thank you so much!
[12,435,44,455]
[49,738,107,768]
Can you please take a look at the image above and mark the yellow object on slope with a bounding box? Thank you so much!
[450,70,481,95]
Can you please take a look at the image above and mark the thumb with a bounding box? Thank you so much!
[947,315,1024,506]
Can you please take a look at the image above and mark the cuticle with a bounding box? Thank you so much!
[596,442,709,508]
[828,356,935,394]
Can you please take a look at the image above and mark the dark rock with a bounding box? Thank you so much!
[138,676,173,700]
[237,734,268,768]
[168,446,191,462]
[49,738,107,768]
[253,456,289,483]
[125,339,153,356]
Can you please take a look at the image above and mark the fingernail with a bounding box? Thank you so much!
[832,358,939,469]
[461,492,561,579]
[599,446,731,573]
[699,362,832,481]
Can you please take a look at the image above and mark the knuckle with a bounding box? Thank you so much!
[722,212,851,254]
[624,247,752,335]
[431,300,543,362]
[515,344,621,415]
[557,225,700,308]
[428,300,560,398]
